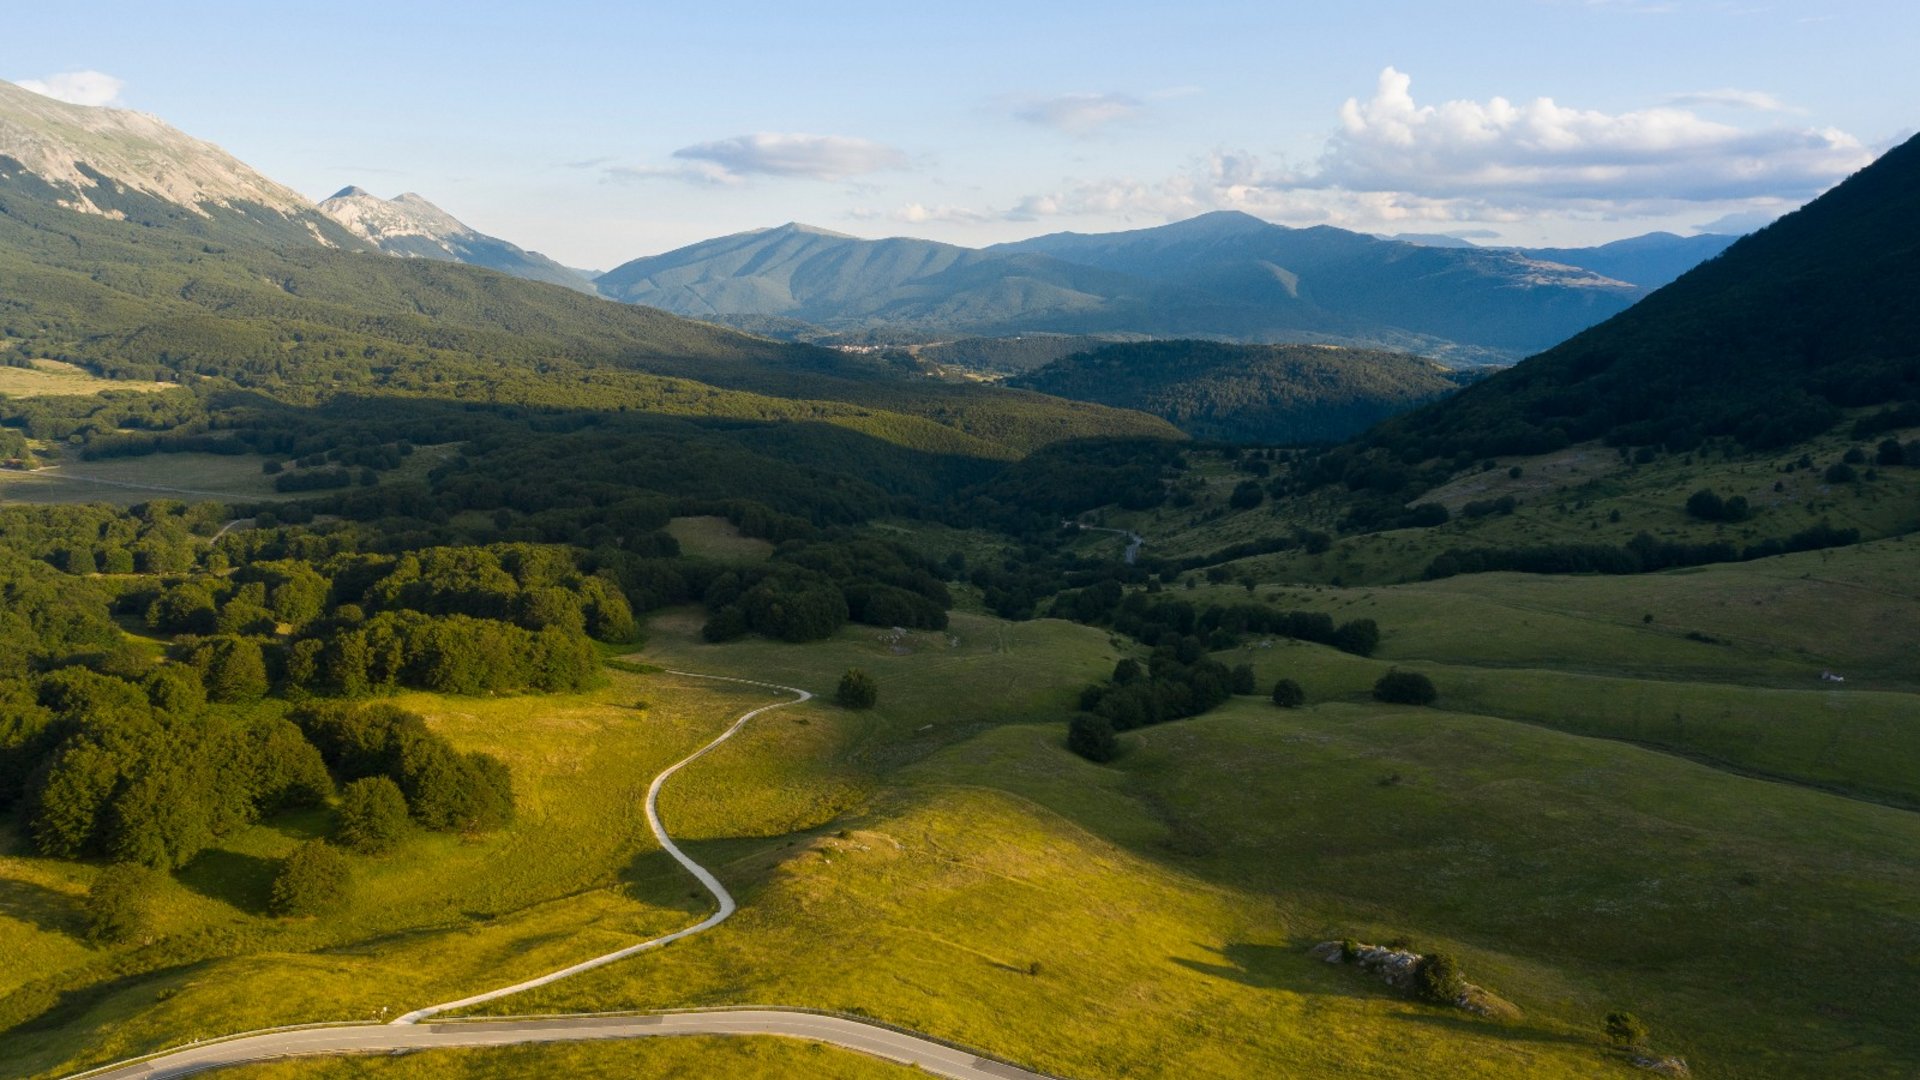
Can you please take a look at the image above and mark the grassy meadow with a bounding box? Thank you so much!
[5,552,1919,1079]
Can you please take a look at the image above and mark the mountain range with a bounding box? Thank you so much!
[315,186,596,293]
[595,213,1657,362]
[0,78,1747,368]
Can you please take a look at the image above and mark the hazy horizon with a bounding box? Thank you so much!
[5,0,1913,268]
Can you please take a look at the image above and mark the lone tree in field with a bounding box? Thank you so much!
[1605,1010,1649,1047]
[85,863,159,945]
[1413,951,1466,1004]
[1067,713,1119,763]
[1373,670,1438,706]
[1271,678,1305,708]
[836,668,878,709]
[269,840,351,917]
[335,776,410,854]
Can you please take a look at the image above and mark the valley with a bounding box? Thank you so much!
[0,37,1915,1080]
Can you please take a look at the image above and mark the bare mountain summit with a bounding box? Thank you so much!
[316,186,595,292]
[0,78,348,246]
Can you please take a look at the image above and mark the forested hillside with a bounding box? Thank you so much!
[1010,341,1463,443]
[1360,131,1920,463]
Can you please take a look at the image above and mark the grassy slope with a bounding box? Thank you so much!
[7,568,1919,1079]
[1114,425,1920,587]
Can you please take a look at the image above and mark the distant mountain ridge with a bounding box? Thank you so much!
[599,211,1669,362]
[316,186,596,293]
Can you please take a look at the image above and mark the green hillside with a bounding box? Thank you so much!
[1364,132,1920,461]
[1010,340,1465,443]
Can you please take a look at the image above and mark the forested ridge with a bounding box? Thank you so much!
[1010,340,1466,443]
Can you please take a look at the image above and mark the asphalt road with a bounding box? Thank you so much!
[63,673,1063,1080]
[390,671,811,1024]
[73,1009,1057,1079]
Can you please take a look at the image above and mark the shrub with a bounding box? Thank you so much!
[1605,1010,1649,1047]
[1824,461,1857,483]
[1413,951,1465,1004]
[269,840,350,917]
[836,668,878,710]
[85,863,159,945]
[1067,713,1119,763]
[1271,678,1305,708]
[1373,670,1438,706]
[1229,663,1257,694]
[335,776,410,854]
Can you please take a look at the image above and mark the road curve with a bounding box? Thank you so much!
[62,672,1065,1080]
[390,671,811,1024]
[70,1009,1058,1080]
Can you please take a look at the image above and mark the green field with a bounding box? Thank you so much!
[0,452,291,506]
[1118,427,1920,588]
[6,565,1920,1079]
[0,360,173,399]
[665,515,775,564]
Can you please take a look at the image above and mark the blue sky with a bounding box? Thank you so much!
[5,0,1914,268]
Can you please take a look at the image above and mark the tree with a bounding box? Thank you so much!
[194,637,269,703]
[85,863,159,945]
[269,840,350,917]
[1331,618,1380,657]
[836,668,878,710]
[1373,670,1438,706]
[335,776,410,853]
[1271,678,1305,708]
[1067,713,1119,763]
[1413,951,1465,1004]
[1229,663,1257,695]
[1604,1010,1649,1047]
[1229,480,1265,510]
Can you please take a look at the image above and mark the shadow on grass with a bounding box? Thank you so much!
[0,875,83,938]
[176,850,278,915]
[1395,1009,1595,1047]
[1170,942,1296,989]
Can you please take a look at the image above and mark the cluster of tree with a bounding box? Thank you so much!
[291,609,598,696]
[702,536,950,643]
[1051,585,1380,657]
[8,667,332,869]
[1685,489,1751,523]
[1,501,214,577]
[1423,520,1862,580]
[293,702,513,832]
[1068,648,1261,762]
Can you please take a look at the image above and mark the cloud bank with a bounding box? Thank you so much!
[870,67,1872,238]
[670,133,907,181]
[14,70,125,107]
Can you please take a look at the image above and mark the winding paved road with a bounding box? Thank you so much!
[72,1010,1054,1080]
[65,673,1062,1080]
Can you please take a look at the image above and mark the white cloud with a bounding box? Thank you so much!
[669,133,908,181]
[13,70,125,107]
[849,202,993,226]
[1012,93,1145,135]
[604,160,742,188]
[1666,88,1798,113]
[1318,67,1868,202]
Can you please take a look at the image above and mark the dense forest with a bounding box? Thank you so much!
[1010,340,1466,443]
